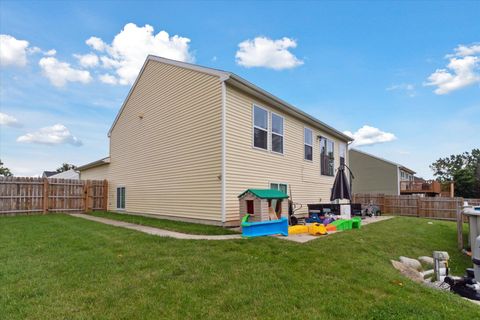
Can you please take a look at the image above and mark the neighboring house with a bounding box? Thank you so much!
[78,55,352,226]
[49,169,80,180]
[349,149,417,196]
[42,171,57,178]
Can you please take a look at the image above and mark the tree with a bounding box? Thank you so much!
[430,149,480,198]
[0,159,13,177]
[56,163,77,173]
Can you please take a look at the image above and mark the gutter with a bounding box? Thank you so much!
[220,75,230,225]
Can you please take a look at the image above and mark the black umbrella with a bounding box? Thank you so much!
[330,165,352,201]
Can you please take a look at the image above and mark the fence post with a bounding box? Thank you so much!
[42,178,49,214]
[417,197,421,218]
[456,198,463,250]
[84,180,92,213]
[102,179,108,211]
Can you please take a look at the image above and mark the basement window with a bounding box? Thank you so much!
[253,105,268,150]
[270,183,288,194]
[116,187,125,210]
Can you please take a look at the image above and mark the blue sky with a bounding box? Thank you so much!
[1,1,479,178]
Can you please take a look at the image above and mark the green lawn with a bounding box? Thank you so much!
[1,214,479,319]
[89,211,239,235]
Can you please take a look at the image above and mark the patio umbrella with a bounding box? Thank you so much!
[330,165,352,201]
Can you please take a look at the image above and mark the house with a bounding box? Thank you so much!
[42,171,57,178]
[78,55,352,226]
[349,149,443,196]
[49,169,80,180]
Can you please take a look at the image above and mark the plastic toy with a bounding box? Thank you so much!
[331,219,353,231]
[305,212,322,223]
[288,225,309,235]
[323,217,335,226]
[308,223,327,236]
[352,217,362,229]
[325,224,337,232]
[241,215,288,238]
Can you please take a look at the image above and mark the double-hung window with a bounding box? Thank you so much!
[270,183,288,194]
[271,113,284,154]
[116,187,125,209]
[304,128,313,161]
[253,106,268,150]
[339,143,346,166]
[320,138,334,176]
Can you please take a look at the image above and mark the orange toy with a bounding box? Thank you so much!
[326,224,337,232]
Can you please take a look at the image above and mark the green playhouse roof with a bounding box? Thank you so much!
[238,189,289,199]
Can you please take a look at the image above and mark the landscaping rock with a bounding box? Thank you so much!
[421,269,434,278]
[399,256,422,271]
[418,256,434,266]
[391,260,424,283]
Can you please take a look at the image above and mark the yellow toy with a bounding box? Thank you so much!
[308,223,327,236]
[288,225,309,235]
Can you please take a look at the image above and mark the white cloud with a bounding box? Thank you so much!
[235,36,303,70]
[17,124,82,146]
[86,23,194,85]
[425,43,480,94]
[74,53,99,68]
[344,125,397,147]
[44,49,56,56]
[0,34,30,67]
[99,73,117,85]
[386,83,416,97]
[39,56,92,87]
[0,112,21,127]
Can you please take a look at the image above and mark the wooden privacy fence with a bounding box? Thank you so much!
[0,177,108,214]
[353,193,465,221]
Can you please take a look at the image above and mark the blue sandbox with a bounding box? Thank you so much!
[241,215,288,238]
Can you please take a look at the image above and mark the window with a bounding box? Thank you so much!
[320,138,334,176]
[270,183,288,194]
[339,143,346,166]
[271,113,284,154]
[253,105,268,150]
[304,128,313,161]
[116,187,125,209]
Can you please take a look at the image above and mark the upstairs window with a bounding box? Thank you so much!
[339,143,346,166]
[116,187,125,209]
[320,138,334,176]
[304,128,313,161]
[271,113,284,154]
[253,106,268,150]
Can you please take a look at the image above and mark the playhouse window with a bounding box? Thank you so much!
[304,128,313,161]
[116,187,125,209]
[253,105,268,150]
[271,113,284,154]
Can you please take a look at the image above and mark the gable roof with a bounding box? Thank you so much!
[238,189,289,199]
[77,157,110,171]
[350,148,416,174]
[108,55,353,142]
[42,171,57,178]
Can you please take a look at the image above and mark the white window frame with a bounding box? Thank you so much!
[116,186,126,210]
[252,104,269,151]
[269,182,288,194]
[320,137,335,177]
[270,112,284,155]
[304,127,313,162]
[339,143,346,166]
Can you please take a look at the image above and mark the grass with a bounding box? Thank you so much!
[89,211,239,235]
[1,214,479,319]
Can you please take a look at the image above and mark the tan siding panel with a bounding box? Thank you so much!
[225,85,347,223]
[80,165,109,181]
[108,60,222,221]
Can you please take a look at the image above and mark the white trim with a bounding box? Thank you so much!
[252,104,269,151]
[221,80,227,224]
[270,112,284,155]
[116,186,126,210]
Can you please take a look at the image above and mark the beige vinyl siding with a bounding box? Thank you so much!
[224,84,348,223]
[79,164,109,181]
[108,60,223,222]
[349,149,399,195]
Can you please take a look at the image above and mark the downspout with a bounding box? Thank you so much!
[220,76,229,225]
